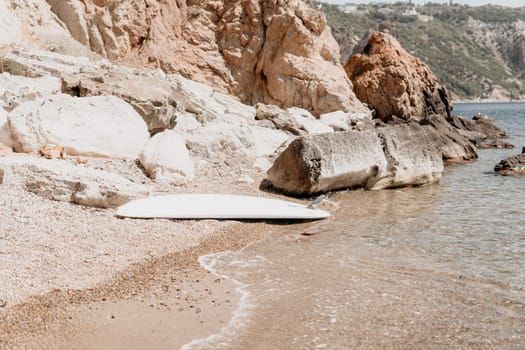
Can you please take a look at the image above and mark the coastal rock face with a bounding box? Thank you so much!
[0,47,296,175]
[8,94,149,159]
[345,32,451,121]
[267,123,443,195]
[41,0,368,116]
[449,114,512,150]
[0,0,93,56]
[420,115,478,163]
[2,48,177,133]
[494,147,525,175]
[139,130,194,185]
[0,155,149,208]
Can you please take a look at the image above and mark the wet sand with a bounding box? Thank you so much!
[0,218,274,349]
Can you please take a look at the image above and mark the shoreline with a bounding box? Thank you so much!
[452,99,525,104]
[0,206,315,349]
[0,152,318,349]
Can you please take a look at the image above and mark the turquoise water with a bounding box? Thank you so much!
[188,103,525,349]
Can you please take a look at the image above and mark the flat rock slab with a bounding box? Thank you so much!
[0,155,149,208]
[267,123,443,195]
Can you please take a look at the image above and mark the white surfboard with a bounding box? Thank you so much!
[115,194,329,220]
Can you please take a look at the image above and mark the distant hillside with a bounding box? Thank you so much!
[309,1,525,101]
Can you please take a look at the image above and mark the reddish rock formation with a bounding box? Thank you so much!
[345,31,451,121]
[44,0,367,116]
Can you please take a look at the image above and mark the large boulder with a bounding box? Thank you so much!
[62,70,178,134]
[139,130,194,185]
[345,32,451,122]
[41,0,369,116]
[494,147,525,175]
[1,48,176,133]
[0,155,149,208]
[266,123,443,195]
[8,94,149,159]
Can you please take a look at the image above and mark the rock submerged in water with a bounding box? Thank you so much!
[266,123,443,195]
[494,147,525,175]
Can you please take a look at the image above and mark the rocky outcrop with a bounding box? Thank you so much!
[494,147,525,175]
[61,69,178,134]
[449,114,512,150]
[455,114,508,139]
[0,47,296,177]
[2,48,176,133]
[420,115,478,163]
[139,130,194,185]
[0,155,149,207]
[8,94,149,159]
[266,123,443,195]
[345,32,451,122]
[343,31,512,163]
[40,0,368,116]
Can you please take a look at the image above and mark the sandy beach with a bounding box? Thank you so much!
[0,154,311,349]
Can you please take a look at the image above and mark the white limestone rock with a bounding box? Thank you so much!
[0,0,93,56]
[0,155,149,208]
[8,94,149,159]
[168,74,256,123]
[0,72,62,111]
[267,123,444,195]
[0,106,12,148]
[139,130,194,185]
[0,0,23,47]
[286,108,334,134]
[0,47,107,78]
[319,110,371,131]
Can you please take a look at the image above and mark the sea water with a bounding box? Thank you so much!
[186,103,525,349]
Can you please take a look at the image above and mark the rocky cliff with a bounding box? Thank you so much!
[0,0,510,202]
[36,0,367,116]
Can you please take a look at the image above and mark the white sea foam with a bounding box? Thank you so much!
[180,251,258,350]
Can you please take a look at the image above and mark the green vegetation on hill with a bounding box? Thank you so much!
[310,1,525,101]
